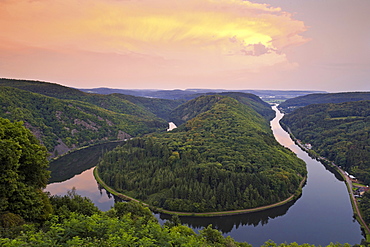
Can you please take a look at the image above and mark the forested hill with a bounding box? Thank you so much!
[198,92,275,121]
[0,78,182,120]
[0,86,166,156]
[280,100,370,183]
[97,95,306,213]
[170,93,274,126]
[278,92,370,113]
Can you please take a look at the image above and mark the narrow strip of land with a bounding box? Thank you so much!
[340,169,370,235]
[94,167,305,217]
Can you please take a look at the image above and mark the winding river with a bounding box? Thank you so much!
[46,106,363,246]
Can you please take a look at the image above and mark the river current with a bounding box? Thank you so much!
[46,106,363,246]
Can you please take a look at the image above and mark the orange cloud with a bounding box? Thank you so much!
[0,0,308,87]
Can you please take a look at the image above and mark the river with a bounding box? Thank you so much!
[45,106,363,246]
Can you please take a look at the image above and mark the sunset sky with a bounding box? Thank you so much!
[1,0,369,91]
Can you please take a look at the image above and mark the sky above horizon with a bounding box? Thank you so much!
[1,0,369,92]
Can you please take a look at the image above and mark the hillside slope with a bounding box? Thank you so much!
[278,92,370,113]
[0,87,166,156]
[280,100,370,183]
[97,95,306,213]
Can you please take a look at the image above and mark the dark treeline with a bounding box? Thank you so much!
[98,96,306,213]
[280,100,370,183]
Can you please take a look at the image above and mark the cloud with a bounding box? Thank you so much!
[0,0,309,87]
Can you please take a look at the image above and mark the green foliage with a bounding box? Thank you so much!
[109,201,156,223]
[278,92,370,113]
[0,210,353,246]
[49,188,100,219]
[0,187,353,246]
[280,101,370,183]
[0,117,51,221]
[98,96,306,212]
[0,86,166,153]
[0,198,250,247]
[359,191,370,234]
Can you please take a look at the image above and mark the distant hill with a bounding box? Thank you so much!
[206,92,275,121]
[0,78,179,120]
[97,95,306,213]
[79,86,325,102]
[0,86,167,157]
[278,92,370,113]
[111,93,185,121]
[280,100,370,183]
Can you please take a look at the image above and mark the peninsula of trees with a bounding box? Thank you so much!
[97,95,307,213]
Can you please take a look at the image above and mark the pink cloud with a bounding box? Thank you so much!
[0,0,309,89]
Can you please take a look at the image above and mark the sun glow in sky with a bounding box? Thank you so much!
[1,0,369,91]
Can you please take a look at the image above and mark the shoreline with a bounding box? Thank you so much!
[93,167,306,217]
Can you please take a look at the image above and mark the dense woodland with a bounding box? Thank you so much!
[98,95,306,213]
[1,116,352,246]
[278,92,370,113]
[280,101,370,183]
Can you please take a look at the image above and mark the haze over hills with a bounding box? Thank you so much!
[278,92,370,113]
[79,87,326,102]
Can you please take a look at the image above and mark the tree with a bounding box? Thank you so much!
[0,118,51,222]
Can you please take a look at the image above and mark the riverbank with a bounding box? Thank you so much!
[93,167,306,217]
[282,124,370,238]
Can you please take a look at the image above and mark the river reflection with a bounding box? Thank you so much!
[158,198,299,233]
[46,167,115,211]
[46,106,364,246]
